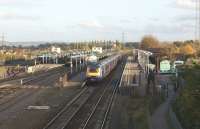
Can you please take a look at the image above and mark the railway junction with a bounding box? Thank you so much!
[0,50,180,129]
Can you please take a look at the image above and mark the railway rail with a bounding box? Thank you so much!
[22,67,65,86]
[68,58,125,129]
[0,71,64,112]
[0,64,85,87]
[42,86,93,129]
[0,88,39,112]
[26,65,86,87]
[0,65,85,112]
[0,68,82,89]
[80,79,120,129]
[0,66,64,85]
[42,57,126,129]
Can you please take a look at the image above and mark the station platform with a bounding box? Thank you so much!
[27,64,64,73]
[119,56,146,96]
[63,72,86,87]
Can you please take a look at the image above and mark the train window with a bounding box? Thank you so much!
[89,68,98,73]
[106,64,109,72]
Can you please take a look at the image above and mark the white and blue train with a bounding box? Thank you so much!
[86,54,121,82]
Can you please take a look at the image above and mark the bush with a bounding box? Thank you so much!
[173,65,200,129]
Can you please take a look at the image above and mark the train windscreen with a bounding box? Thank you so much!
[89,68,98,73]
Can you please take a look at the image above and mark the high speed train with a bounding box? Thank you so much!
[86,54,121,82]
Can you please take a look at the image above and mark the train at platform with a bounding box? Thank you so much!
[86,54,121,82]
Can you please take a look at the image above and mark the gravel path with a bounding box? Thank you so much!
[150,75,175,129]
[150,101,170,129]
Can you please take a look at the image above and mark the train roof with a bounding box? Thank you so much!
[87,54,120,68]
[98,54,120,66]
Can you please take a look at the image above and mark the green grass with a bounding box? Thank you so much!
[123,95,166,129]
[124,97,149,129]
[148,94,165,115]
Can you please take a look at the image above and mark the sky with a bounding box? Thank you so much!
[0,0,197,44]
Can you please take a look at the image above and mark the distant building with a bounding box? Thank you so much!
[0,59,5,65]
[112,43,117,48]
[51,46,61,54]
[0,49,6,54]
[125,42,140,48]
[92,47,103,54]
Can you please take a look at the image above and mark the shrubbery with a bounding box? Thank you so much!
[173,66,200,129]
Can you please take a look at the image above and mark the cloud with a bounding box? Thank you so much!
[78,20,104,29]
[144,23,194,34]
[0,12,40,21]
[173,0,196,9]
[174,15,195,22]
[119,19,135,24]
[0,0,45,8]
[148,18,160,22]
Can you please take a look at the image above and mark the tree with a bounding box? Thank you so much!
[140,35,160,50]
[180,44,196,56]
[173,41,183,47]
[161,43,179,59]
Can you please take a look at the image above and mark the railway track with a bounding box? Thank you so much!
[81,79,120,129]
[64,60,125,129]
[0,66,64,85]
[42,86,94,129]
[0,71,62,112]
[0,88,39,112]
[0,68,64,110]
[0,65,85,112]
[0,65,85,87]
[42,58,126,129]
[0,65,84,88]
[0,86,19,97]
[24,65,85,87]
[22,67,66,86]
[42,79,113,129]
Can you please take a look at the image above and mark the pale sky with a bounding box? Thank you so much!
[0,0,197,43]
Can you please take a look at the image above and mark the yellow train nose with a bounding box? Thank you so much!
[87,72,100,77]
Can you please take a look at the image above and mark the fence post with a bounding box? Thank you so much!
[21,79,23,85]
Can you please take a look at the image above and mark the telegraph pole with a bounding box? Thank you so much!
[198,0,200,41]
[195,0,197,41]
[122,32,125,49]
[76,41,78,50]
[195,0,200,42]
[122,32,125,44]
[1,33,5,50]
